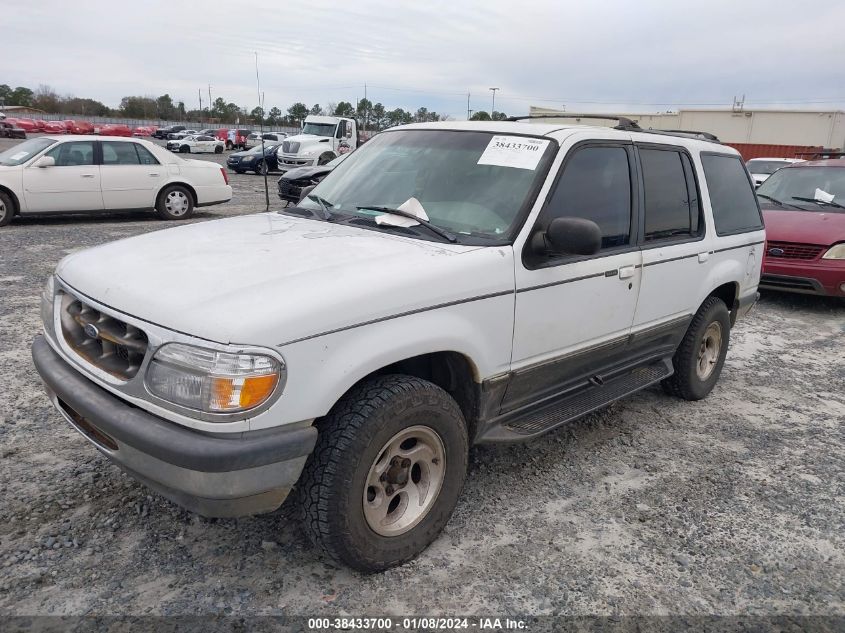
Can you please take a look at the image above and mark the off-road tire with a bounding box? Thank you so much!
[155,185,194,221]
[662,296,731,400]
[317,152,335,166]
[0,191,14,227]
[297,374,469,572]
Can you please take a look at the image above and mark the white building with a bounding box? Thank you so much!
[528,106,845,149]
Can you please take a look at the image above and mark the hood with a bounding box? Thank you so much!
[280,164,332,181]
[762,208,845,246]
[56,213,509,346]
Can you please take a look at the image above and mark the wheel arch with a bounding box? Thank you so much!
[158,181,198,206]
[0,185,21,215]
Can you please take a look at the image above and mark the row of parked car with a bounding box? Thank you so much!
[154,125,287,151]
[0,117,142,137]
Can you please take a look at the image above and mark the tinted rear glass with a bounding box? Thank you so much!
[701,154,763,235]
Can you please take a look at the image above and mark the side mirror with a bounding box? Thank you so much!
[35,156,55,168]
[534,217,602,256]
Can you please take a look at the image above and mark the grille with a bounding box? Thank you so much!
[766,241,825,260]
[760,274,820,292]
[282,140,300,153]
[60,296,148,380]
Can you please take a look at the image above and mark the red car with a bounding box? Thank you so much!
[33,119,48,132]
[132,126,157,137]
[65,120,94,135]
[98,124,133,137]
[13,118,38,132]
[42,120,67,134]
[757,158,845,297]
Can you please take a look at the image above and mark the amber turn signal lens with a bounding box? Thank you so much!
[209,374,279,412]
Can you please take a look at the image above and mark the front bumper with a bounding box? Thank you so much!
[31,336,317,517]
[761,257,845,297]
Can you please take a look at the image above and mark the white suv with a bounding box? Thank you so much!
[32,119,764,571]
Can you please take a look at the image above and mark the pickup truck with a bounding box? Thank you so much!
[276,115,360,172]
[32,119,763,572]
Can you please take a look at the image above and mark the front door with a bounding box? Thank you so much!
[506,141,643,413]
[22,140,102,212]
[100,141,161,210]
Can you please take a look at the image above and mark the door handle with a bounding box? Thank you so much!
[618,266,636,279]
[80,174,95,178]
[148,173,160,177]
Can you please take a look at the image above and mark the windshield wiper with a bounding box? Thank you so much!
[757,194,802,210]
[791,196,845,210]
[307,194,335,220]
[356,205,457,243]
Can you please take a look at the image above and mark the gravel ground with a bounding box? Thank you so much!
[0,136,843,618]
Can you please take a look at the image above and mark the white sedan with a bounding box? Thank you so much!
[0,135,232,226]
[166,135,225,154]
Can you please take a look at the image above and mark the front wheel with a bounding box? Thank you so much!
[297,375,468,572]
[156,185,194,221]
[662,296,731,400]
[214,145,223,154]
[257,160,269,176]
[180,145,190,153]
[317,152,335,165]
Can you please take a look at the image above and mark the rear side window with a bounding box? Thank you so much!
[639,148,701,242]
[701,154,763,235]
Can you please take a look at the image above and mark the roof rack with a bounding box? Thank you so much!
[506,113,642,130]
[641,128,721,142]
[506,114,721,143]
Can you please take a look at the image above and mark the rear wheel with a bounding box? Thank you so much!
[156,185,194,221]
[662,296,731,400]
[0,191,14,227]
[317,152,335,165]
[214,145,223,154]
[298,375,469,572]
[226,140,233,150]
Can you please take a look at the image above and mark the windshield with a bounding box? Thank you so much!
[298,129,556,241]
[747,159,792,175]
[0,138,57,166]
[302,122,337,137]
[757,167,845,210]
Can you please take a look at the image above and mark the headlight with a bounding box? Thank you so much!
[145,343,284,415]
[821,243,845,260]
[40,275,55,334]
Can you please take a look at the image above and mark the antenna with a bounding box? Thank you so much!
[256,52,269,212]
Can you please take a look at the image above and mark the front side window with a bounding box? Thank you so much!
[297,130,556,242]
[702,154,764,233]
[640,148,700,241]
[45,141,95,166]
[0,137,56,165]
[542,145,632,250]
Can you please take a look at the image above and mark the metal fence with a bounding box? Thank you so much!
[8,111,300,135]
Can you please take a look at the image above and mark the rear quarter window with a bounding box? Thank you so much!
[701,153,763,236]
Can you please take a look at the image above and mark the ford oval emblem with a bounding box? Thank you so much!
[83,323,100,339]
[768,247,785,257]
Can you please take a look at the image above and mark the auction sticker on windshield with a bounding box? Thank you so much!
[477,136,550,170]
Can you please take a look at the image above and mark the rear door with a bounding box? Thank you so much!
[630,143,710,353]
[22,140,102,212]
[100,141,162,209]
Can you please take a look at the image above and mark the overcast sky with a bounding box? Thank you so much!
[4,0,845,119]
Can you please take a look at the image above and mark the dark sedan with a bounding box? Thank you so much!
[0,122,26,139]
[226,142,283,174]
[277,153,350,203]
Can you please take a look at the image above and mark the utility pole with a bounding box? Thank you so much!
[208,84,213,120]
[489,87,499,118]
[198,90,203,124]
[467,92,471,120]
[363,82,367,135]
[255,52,269,211]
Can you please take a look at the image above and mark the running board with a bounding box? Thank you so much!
[477,358,673,443]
